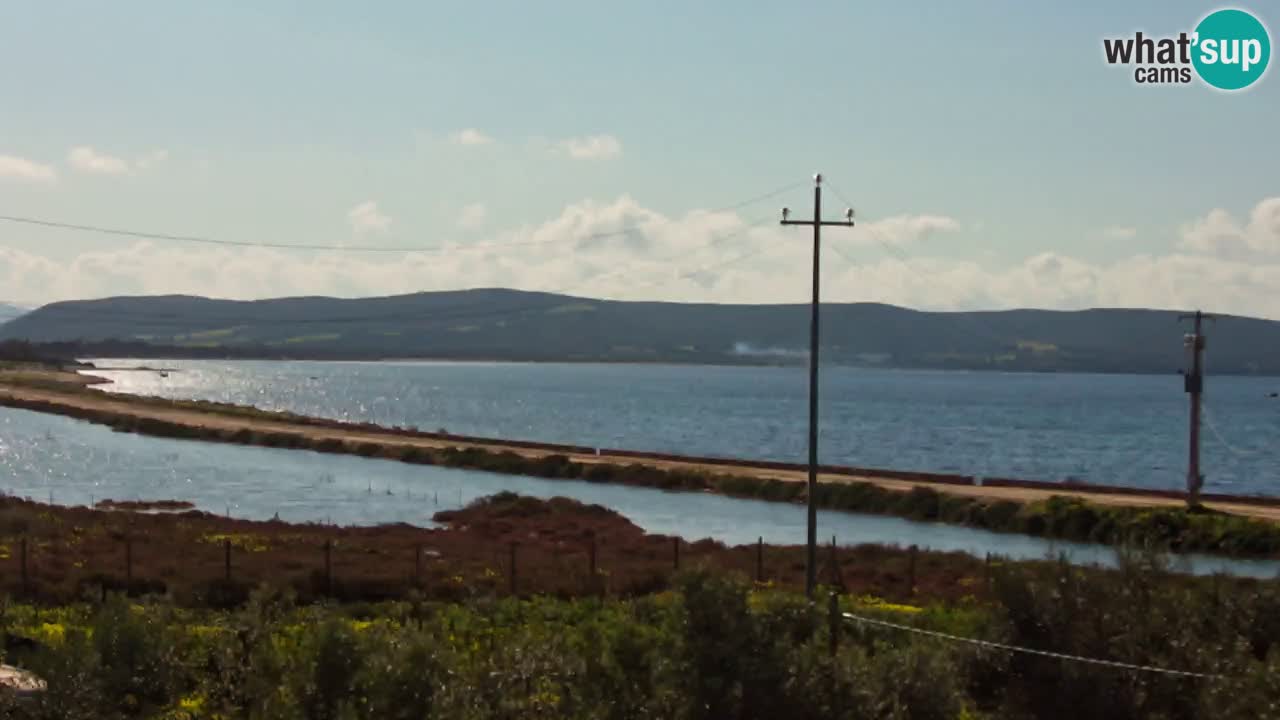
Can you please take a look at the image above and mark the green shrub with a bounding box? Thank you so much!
[294,618,365,720]
[90,595,182,715]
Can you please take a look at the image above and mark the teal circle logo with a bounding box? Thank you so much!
[1192,8,1271,90]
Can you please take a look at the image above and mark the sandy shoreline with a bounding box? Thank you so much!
[0,368,1277,525]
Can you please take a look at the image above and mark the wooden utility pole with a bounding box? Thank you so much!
[1179,310,1214,506]
[781,173,855,599]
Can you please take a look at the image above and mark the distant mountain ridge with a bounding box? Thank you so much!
[2,288,1278,374]
[0,303,28,324]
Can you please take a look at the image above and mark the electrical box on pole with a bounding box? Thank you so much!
[1179,311,1214,506]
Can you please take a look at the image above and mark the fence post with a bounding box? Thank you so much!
[224,539,232,582]
[756,536,764,582]
[588,532,597,577]
[509,542,518,596]
[324,540,333,596]
[20,537,28,597]
[672,536,680,571]
[828,591,840,657]
[415,544,422,585]
[984,552,991,590]
[908,545,917,596]
[125,538,133,591]
[829,536,839,589]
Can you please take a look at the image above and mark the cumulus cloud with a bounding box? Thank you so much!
[1103,226,1138,239]
[347,201,392,235]
[0,154,57,184]
[558,134,622,160]
[67,146,131,175]
[3,195,1280,321]
[135,149,169,170]
[855,214,961,246]
[456,203,488,230]
[1181,198,1280,257]
[450,128,494,146]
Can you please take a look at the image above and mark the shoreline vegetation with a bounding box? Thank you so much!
[0,491,1000,605]
[1,369,1279,557]
[0,492,1278,717]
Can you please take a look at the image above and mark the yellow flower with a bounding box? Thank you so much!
[188,625,225,640]
[854,594,923,614]
[200,533,268,553]
[21,622,69,646]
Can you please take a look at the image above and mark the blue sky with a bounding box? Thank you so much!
[1,1,1278,315]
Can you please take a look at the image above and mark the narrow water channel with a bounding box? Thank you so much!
[1,407,1276,578]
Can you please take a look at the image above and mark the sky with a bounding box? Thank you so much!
[1,1,1278,317]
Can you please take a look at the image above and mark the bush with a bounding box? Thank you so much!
[294,618,365,720]
[7,562,1280,719]
[90,595,182,715]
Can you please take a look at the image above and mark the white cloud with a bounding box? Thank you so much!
[856,214,961,246]
[450,128,494,146]
[136,149,169,170]
[1180,198,1280,256]
[456,203,488,231]
[68,146,131,175]
[0,155,57,184]
[347,201,392,235]
[558,134,622,160]
[1103,226,1138,239]
[5,196,1280,321]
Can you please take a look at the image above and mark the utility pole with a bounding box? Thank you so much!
[781,173,854,598]
[1179,310,1214,506]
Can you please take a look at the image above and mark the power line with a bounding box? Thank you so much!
[823,183,1195,489]
[0,212,675,254]
[7,217,778,330]
[842,611,1222,680]
[1201,403,1260,458]
[0,180,804,254]
[824,183,1022,352]
[562,216,773,294]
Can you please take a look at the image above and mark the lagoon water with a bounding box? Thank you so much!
[86,359,1280,496]
[1,405,1276,578]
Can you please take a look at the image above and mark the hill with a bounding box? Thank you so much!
[0,303,27,324]
[2,288,1278,374]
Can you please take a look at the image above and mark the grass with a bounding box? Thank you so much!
[278,333,342,344]
[545,303,598,314]
[184,327,242,340]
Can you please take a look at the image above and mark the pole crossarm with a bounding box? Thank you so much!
[781,220,856,227]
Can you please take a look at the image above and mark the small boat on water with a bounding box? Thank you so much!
[158,371,169,378]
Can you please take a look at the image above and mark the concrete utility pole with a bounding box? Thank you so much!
[1179,310,1214,506]
[781,173,854,599]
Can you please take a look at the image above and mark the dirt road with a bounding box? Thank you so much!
[2,371,1277,523]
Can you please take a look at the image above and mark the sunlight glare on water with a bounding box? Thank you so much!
[85,359,1280,496]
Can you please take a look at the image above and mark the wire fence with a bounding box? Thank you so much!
[838,609,1223,680]
[0,514,799,606]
